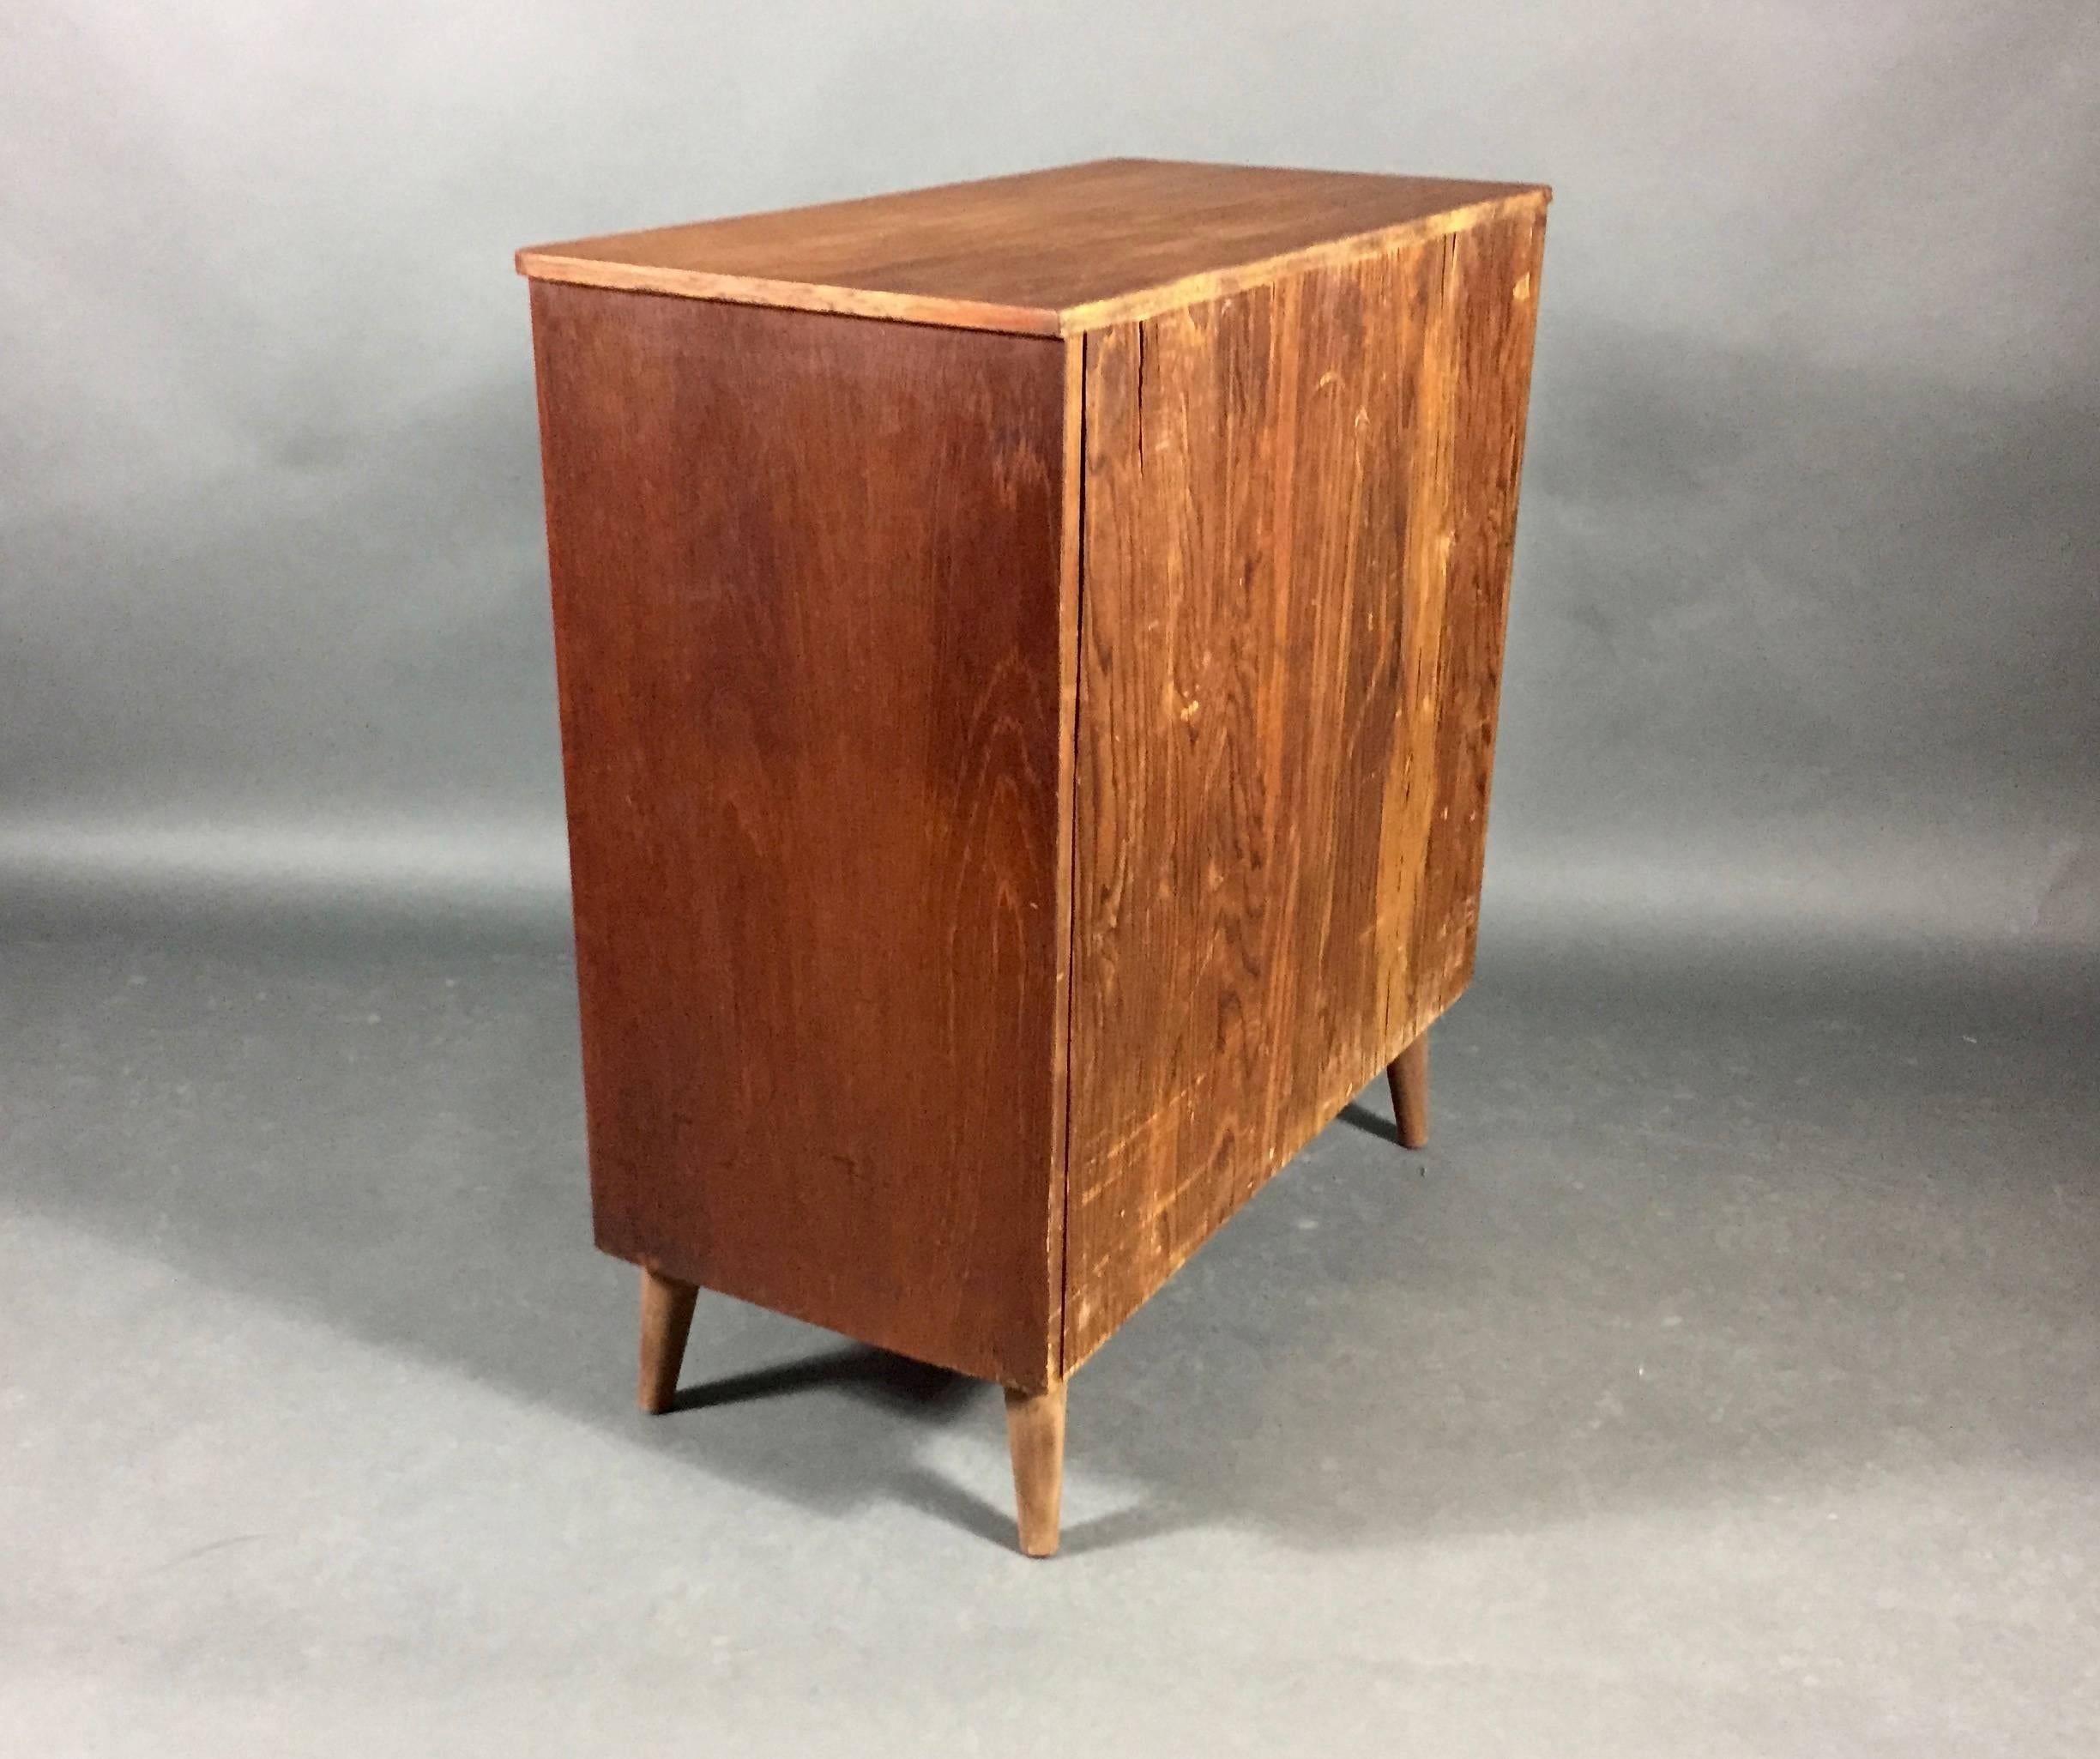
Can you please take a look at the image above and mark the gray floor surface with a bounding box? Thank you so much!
[3,928,2097,1755]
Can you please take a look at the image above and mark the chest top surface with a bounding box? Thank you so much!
[516,157,1548,337]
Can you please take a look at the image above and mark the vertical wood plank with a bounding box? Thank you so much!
[1048,334,1087,1380]
[1413,209,1549,1002]
[1377,234,1458,1053]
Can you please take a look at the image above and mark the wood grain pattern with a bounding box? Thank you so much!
[530,281,1072,1391]
[1401,210,1548,1023]
[519,159,1547,338]
[1065,209,1546,1367]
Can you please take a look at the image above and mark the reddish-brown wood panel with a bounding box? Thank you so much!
[1066,211,1546,1367]
[529,282,1072,1389]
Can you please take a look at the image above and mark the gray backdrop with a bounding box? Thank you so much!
[6,0,2096,958]
[9,9,2100,1751]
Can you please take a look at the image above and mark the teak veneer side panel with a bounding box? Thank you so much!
[530,281,1072,1390]
[518,159,1548,338]
[1065,210,1547,1367]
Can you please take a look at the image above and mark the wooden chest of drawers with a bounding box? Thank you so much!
[519,158,1548,1556]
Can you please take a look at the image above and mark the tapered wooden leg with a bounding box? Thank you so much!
[1004,1381,1067,1558]
[637,1264,698,1415]
[1387,1031,1429,1151]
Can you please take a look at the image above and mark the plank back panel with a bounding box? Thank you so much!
[530,282,1072,1389]
[1066,210,1546,1366]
